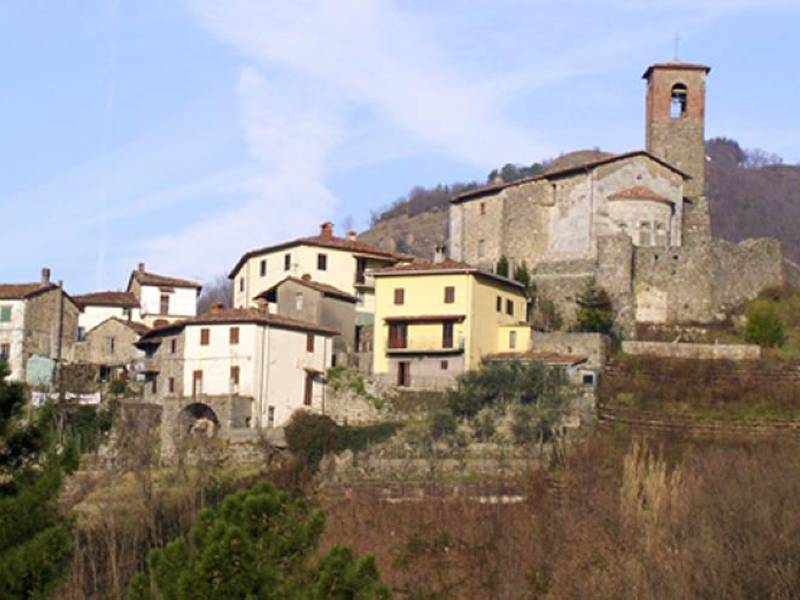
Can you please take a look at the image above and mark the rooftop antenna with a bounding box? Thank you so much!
[673,32,681,61]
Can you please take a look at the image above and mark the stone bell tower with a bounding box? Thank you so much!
[644,62,711,244]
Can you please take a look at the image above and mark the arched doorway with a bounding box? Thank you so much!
[177,402,220,438]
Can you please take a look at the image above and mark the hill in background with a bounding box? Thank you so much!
[359,138,799,262]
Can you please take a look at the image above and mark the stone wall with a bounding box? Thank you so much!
[531,332,611,367]
[71,318,143,367]
[24,287,79,370]
[622,340,761,360]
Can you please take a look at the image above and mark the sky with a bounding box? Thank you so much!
[2,0,798,293]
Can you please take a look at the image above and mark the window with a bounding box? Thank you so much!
[440,360,448,370]
[168,377,175,394]
[192,370,203,397]
[509,330,517,349]
[444,286,455,304]
[478,239,485,258]
[670,83,688,119]
[442,322,454,349]
[160,294,170,315]
[0,343,9,362]
[397,361,411,387]
[107,337,115,355]
[200,328,210,346]
[506,299,514,316]
[230,366,240,386]
[260,259,267,276]
[317,253,327,271]
[304,373,313,406]
[496,296,502,312]
[388,322,408,349]
[77,327,86,341]
[151,377,157,394]
[394,288,405,305]
[0,306,10,322]
[170,338,177,354]
[268,406,275,427]
[295,292,304,311]
[582,373,596,386]
[306,333,315,352]
[284,253,291,271]
[480,202,486,216]
[229,327,239,345]
[239,277,244,292]
[638,221,653,247]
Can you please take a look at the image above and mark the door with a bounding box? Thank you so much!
[304,373,313,406]
[442,322,454,349]
[192,370,203,397]
[397,361,411,387]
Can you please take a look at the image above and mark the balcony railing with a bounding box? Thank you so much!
[354,272,375,288]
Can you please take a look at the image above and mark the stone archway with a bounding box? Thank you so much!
[177,402,220,438]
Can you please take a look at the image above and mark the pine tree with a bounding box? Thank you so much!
[128,482,389,599]
[575,280,614,334]
[0,362,74,597]
[496,256,509,277]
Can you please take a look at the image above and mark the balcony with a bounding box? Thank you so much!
[354,272,375,290]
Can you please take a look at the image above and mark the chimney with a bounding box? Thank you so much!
[492,175,504,185]
[41,267,51,284]
[255,297,269,311]
[347,230,357,241]
[320,222,334,238]
[137,262,145,273]
[433,244,447,264]
[210,301,225,313]
[301,273,312,281]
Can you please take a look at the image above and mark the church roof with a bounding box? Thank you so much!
[451,150,689,203]
[642,61,711,79]
[607,186,674,205]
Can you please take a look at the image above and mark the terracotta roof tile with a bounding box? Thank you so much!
[189,307,338,335]
[451,150,689,203]
[0,282,58,300]
[607,186,674,205]
[130,270,201,290]
[642,61,710,79]
[229,234,414,279]
[373,259,525,290]
[73,291,140,309]
[255,277,358,303]
[384,314,466,323]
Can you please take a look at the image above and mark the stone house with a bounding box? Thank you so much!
[254,275,357,364]
[70,317,148,379]
[372,255,529,390]
[136,304,337,454]
[0,268,79,384]
[72,291,142,338]
[126,263,201,327]
[449,61,786,331]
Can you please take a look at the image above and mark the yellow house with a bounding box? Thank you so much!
[372,258,530,389]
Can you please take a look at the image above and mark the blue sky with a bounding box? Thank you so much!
[2,1,798,293]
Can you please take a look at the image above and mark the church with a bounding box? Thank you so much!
[448,62,787,331]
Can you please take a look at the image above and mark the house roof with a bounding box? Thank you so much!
[138,306,339,342]
[384,314,466,323]
[228,234,414,279]
[72,291,140,309]
[128,269,201,291]
[486,351,588,367]
[451,150,689,203]
[607,186,674,205]
[642,61,710,79]
[85,316,150,337]
[372,259,525,290]
[0,282,59,300]
[255,276,358,303]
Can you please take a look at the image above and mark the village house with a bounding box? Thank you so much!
[126,263,201,327]
[136,304,337,454]
[0,268,79,384]
[228,223,412,349]
[70,317,148,380]
[72,291,142,338]
[254,275,357,364]
[372,252,529,390]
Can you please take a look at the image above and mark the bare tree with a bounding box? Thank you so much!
[197,275,234,313]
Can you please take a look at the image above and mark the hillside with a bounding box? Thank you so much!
[360,139,800,262]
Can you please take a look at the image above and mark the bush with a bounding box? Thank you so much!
[429,409,457,440]
[745,305,786,347]
[285,412,342,473]
[511,405,538,444]
[473,412,496,442]
[575,280,613,334]
[108,378,128,396]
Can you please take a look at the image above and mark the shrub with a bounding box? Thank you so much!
[429,409,457,440]
[496,255,509,277]
[511,405,538,444]
[745,305,786,347]
[284,412,342,473]
[473,412,496,442]
[108,378,128,396]
[575,280,613,334]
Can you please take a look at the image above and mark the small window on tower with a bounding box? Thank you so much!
[670,83,687,119]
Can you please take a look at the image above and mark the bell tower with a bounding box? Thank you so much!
[644,62,711,243]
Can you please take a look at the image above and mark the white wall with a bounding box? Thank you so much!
[182,323,258,398]
[139,285,197,324]
[79,305,142,333]
[0,300,26,381]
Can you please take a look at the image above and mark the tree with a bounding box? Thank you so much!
[496,256,509,278]
[575,281,614,334]
[0,363,74,597]
[745,305,786,347]
[512,261,537,321]
[128,482,389,599]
